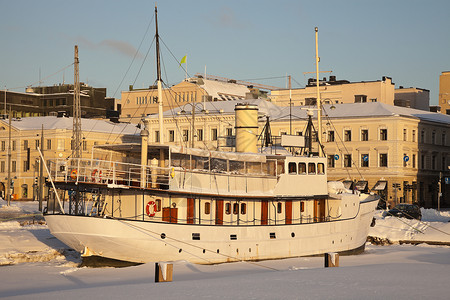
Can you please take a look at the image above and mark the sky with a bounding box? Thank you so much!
[1,0,450,105]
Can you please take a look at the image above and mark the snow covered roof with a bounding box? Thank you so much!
[2,116,139,135]
[149,101,450,125]
[188,77,251,100]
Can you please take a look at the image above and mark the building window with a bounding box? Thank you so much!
[82,140,87,151]
[442,157,446,171]
[35,140,40,150]
[361,154,369,167]
[412,154,416,168]
[361,129,368,141]
[169,130,175,142]
[24,140,28,150]
[327,155,335,168]
[442,132,446,146]
[432,155,436,170]
[1,141,4,151]
[305,98,316,105]
[421,130,425,143]
[197,129,203,141]
[1,161,5,173]
[57,139,64,151]
[380,129,387,141]
[403,129,407,141]
[154,131,160,143]
[23,160,28,172]
[370,98,377,102]
[47,139,52,150]
[403,153,407,167]
[211,128,218,141]
[354,95,367,103]
[432,131,436,144]
[412,130,416,142]
[421,154,425,169]
[327,131,335,142]
[12,140,16,151]
[379,153,388,167]
[344,154,352,168]
[182,129,189,142]
[226,128,233,137]
[344,130,351,142]
[12,160,16,172]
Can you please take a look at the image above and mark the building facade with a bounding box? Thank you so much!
[144,100,450,208]
[0,116,138,200]
[120,76,257,124]
[270,76,395,107]
[394,87,430,111]
[439,71,450,115]
[0,83,112,119]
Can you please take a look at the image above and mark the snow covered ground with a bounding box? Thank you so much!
[1,200,449,299]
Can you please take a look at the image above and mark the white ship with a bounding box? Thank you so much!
[43,6,379,264]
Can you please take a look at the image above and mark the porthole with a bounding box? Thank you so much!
[203,249,206,254]
[291,232,295,238]
[160,233,166,239]
[217,249,220,253]
[179,248,182,253]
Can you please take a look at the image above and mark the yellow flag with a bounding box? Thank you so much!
[179,55,187,66]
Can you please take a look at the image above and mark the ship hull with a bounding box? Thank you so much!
[45,195,378,264]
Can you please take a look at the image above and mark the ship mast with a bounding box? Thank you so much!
[155,4,164,144]
[73,45,82,159]
[315,27,323,157]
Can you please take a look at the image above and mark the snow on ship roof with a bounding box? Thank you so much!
[2,116,139,135]
[150,100,450,125]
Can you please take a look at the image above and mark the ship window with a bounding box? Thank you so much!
[233,203,239,214]
[317,163,325,174]
[308,163,316,174]
[225,203,231,215]
[288,162,297,174]
[155,199,161,212]
[204,202,210,214]
[241,203,246,214]
[300,202,305,212]
[298,163,306,174]
[230,234,237,240]
[277,202,282,214]
[269,232,276,239]
[192,233,200,240]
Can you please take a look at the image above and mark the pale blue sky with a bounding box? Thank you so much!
[1,0,449,105]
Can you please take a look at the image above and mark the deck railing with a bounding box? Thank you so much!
[47,158,277,194]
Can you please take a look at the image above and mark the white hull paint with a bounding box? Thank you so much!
[45,195,378,264]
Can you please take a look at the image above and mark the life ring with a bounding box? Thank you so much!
[146,201,156,217]
[70,169,78,180]
[91,169,102,182]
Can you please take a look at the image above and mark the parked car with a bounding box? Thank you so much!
[387,204,422,220]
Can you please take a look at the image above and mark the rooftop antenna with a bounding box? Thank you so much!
[315,27,324,157]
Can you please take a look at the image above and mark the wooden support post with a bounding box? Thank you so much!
[324,252,339,267]
[155,262,173,282]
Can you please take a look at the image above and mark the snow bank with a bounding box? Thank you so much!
[369,209,450,243]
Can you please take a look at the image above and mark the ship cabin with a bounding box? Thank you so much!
[46,143,351,228]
